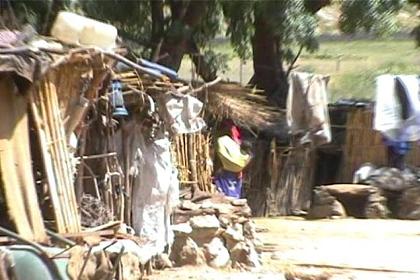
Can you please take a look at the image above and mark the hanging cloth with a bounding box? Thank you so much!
[287,72,331,146]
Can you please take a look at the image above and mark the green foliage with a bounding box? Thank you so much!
[9,0,49,26]
[222,1,254,59]
[7,0,71,31]
[80,0,151,45]
[201,49,230,74]
[223,0,319,62]
[256,0,318,52]
[339,0,403,36]
[193,1,224,47]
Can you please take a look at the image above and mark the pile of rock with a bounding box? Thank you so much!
[170,193,262,270]
[398,187,420,219]
[307,186,346,219]
[307,184,394,219]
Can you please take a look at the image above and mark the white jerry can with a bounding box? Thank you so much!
[51,11,117,50]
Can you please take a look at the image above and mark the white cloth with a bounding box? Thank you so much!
[130,131,179,261]
[163,94,206,134]
[287,72,331,146]
[374,75,420,142]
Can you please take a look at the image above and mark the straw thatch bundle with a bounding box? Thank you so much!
[205,82,286,134]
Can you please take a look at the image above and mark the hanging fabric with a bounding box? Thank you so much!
[287,72,331,146]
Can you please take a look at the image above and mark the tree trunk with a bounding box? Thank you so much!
[252,14,289,108]
[156,0,191,70]
[156,0,214,79]
[189,41,217,82]
[150,0,165,62]
[42,0,65,35]
[304,0,331,13]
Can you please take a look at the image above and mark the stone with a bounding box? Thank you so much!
[120,253,141,280]
[172,223,193,236]
[213,203,235,215]
[190,215,220,229]
[67,245,97,280]
[365,191,389,219]
[243,221,257,240]
[331,200,346,217]
[230,240,261,269]
[231,199,247,206]
[203,237,230,268]
[323,184,374,197]
[92,251,113,280]
[398,187,420,219]
[170,236,206,266]
[252,237,264,252]
[237,216,249,224]
[200,200,215,209]
[218,215,232,228]
[180,200,200,211]
[189,215,221,246]
[234,204,252,217]
[312,189,335,205]
[372,167,407,191]
[154,253,173,270]
[222,226,244,250]
[307,204,333,219]
[365,202,389,219]
[233,222,244,236]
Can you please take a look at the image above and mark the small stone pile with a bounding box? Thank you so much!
[398,187,420,219]
[307,187,346,219]
[170,193,262,270]
[353,164,420,219]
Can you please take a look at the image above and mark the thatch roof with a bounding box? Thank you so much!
[205,82,288,136]
[114,70,288,136]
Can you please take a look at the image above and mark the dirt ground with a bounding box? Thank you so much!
[148,218,420,280]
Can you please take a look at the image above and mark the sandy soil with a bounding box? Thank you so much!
[148,218,420,280]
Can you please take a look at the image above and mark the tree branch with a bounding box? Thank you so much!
[286,45,304,77]
[304,0,331,14]
[150,0,165,62]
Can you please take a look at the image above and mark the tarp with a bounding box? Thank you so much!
[130,128,179,261]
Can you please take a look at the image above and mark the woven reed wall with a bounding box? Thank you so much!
[339,108,420,182]
[246,139,315,216]
[172,132,214,193]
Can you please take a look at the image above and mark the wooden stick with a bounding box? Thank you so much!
[30,90,66,233]
[43,81,72,232]
[37,83,68,232]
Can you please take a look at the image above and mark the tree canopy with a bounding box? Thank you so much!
[1,0,412,107]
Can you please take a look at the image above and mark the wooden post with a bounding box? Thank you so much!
[188,134,199,195]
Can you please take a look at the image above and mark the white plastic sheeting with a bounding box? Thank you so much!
[130,128,179,261]
[374,75,420,142]
[162,94,206,134]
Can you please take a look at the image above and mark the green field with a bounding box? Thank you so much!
[298,39,420,102]
[179,39,420,103]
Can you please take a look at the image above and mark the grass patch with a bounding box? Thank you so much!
[296,39,420,102]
